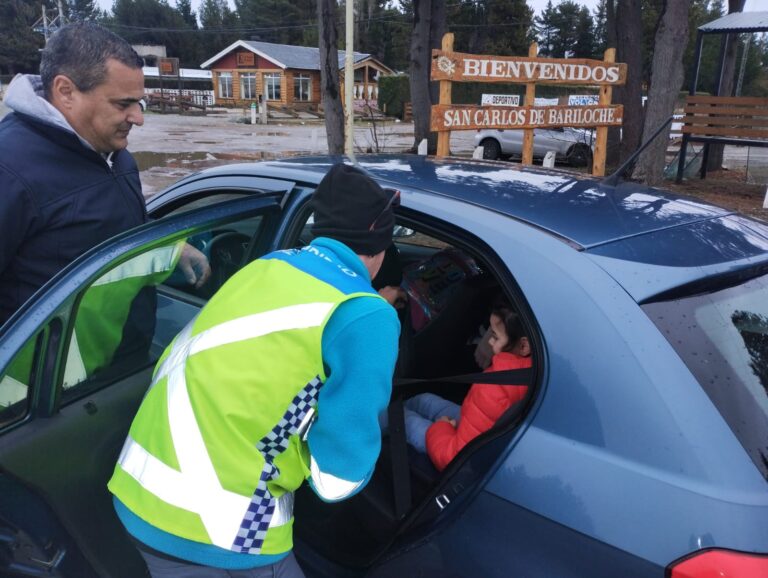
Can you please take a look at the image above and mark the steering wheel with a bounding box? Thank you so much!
[207,231,251,293]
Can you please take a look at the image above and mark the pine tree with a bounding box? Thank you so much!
[175,0,197,28]
[550,1,580,58]
[108,0,198,66]
[593,0,608,55]
[67,0,100,22]
[199,0,239,56]
[535,0,558,56]
[573,5,595,58]
[486,0,533,56]
[235,0,304,44]
[0,0,44,75]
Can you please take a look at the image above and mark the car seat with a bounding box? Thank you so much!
[400,248,491,378]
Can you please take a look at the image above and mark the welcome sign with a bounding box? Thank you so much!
[432,104,623,131]
[432,52,627,86]
[430,35,626,176]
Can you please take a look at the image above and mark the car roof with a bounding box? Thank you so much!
[168,154,768,284]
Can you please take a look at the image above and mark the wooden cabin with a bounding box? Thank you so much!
[201,40,394,110]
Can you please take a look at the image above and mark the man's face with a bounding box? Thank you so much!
[67,59,145,154]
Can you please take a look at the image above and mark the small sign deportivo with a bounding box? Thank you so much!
[481,94,520,107]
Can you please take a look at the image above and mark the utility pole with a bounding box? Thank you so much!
[34,2,65,44]
[42,5,49,42]
[735,35,752,97]
[344,0,354,156]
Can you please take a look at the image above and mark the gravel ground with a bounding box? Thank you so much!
[3,101,766,217]
[129,109,478,196]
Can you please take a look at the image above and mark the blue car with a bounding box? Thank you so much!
[0,156,766,577]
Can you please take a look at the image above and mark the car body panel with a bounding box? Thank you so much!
[369,490,664,577]
[1,155,767,577]
[233,156,737,250]
[398,189,768,558]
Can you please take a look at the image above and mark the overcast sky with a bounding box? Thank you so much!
[96,0,762,25]
[527,0,760,15]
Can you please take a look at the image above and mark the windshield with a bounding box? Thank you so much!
[643,273,768,480]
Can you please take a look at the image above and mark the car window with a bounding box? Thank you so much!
[162,192,247,215]
[59,240,188,400]
[643,272,768,480]
[0,333,41,428]
[59,212,270,402]
[156,194,267,301]
[160,215,266,301]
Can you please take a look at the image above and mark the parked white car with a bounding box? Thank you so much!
[474,127,594,166]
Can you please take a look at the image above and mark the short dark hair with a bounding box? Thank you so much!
[491,298,526,352]
[40,22,144,99]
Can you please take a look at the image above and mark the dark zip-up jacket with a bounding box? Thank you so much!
[0,76,147,326]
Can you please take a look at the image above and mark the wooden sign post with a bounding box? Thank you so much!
[430,37,626,175]
[436,33,454,157]
[592,48,615,176]
[522,43,539,166]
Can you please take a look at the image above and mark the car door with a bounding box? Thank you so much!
[0,193,287,578]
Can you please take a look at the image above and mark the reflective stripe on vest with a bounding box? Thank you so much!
[64,244,183,388]
[63,330,87,388]
[0,374,27,407]
[92,245,180,287]
[117,301,335,550]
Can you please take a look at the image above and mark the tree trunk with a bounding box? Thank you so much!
[707,0,746,171]
[318,0,345,154]
[615,0,643,163]
[632,0,691,186]
[605,0,621,167]
[410,0,433,153]
[425,0,446,153]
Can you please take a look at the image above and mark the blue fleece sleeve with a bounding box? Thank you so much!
[307,297,399,501]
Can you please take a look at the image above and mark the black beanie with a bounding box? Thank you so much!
[311,163,396,255]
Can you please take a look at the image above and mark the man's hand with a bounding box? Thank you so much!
[378,285,407,310]
[178,243,211,288]
[436,416,457,427]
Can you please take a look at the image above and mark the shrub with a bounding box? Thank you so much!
[378,75,411,119]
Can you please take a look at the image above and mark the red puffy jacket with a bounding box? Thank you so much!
[425,352,531,471]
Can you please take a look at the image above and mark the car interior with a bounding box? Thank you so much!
[0,190,538,577]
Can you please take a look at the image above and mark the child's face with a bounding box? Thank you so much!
[488,313,510,355]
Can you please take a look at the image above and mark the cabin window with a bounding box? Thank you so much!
[294,74,311,102]
[218,72,233,99]
[265,73,281,101]
[241,73,256,100]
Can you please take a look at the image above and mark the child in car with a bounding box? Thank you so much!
[401,299,532,471]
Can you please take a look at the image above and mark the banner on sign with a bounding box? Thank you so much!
[534,97,560,106]
[568,94,599,106]
[481,94,520,107]
[431,104,624,131]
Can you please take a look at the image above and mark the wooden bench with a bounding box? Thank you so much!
[676,95,768,182]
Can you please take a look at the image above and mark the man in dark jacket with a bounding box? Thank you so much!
[0,22,208,327]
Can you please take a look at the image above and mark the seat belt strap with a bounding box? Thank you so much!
[393,367,533,387]
[388,397,411,519]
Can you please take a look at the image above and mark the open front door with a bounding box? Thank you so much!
[0,194,283,577]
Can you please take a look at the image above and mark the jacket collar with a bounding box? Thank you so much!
[309,238,371,283]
